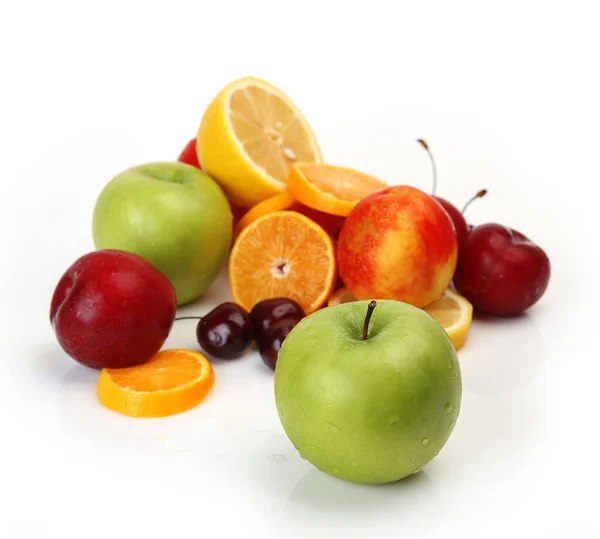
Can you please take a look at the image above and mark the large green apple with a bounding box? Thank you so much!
[93,162,232,305]
[274,299,461,484]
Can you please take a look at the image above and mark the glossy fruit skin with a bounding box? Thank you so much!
[250,298,306,334]
[197,302,254,359]
[274,300,461,484]
[435,196,469,246]
[50,250,177,369]
[178,138,202,169]
[92,162,232,305]
[338,186,458,308]
[454,223,551,316]
[258,319,298,370]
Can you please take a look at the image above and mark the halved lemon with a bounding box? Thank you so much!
[326,287,473,350]
[422,288,473,351]
[197,77,323,208]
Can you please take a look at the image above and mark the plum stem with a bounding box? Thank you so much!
[417,139,437,195]
[175,316,202,321]
[462,189,488,214]
[362,301,377,340]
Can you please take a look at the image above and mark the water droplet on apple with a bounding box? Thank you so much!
[421,438,429,446]
[445,403,452,414]
[332,467,340,474]
[410,457,416,461]
[388,416,400,424]
[448,421,454,430]
[352,462,358,467]
[267,454,287,464]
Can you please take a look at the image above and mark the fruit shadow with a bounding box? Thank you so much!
[461,311,546,396]
[276,466,445,535]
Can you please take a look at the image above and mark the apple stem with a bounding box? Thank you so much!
[174,316,203,321]
[417,139,437,195]
[362,301,377,340]
[461,189,488,214]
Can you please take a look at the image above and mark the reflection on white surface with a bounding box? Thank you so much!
[461,312,546,396]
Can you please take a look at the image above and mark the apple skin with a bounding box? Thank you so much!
[50,250,177,369]
[274,299,461,484]
[337,186,458,308]
[454,223,551,316]
[178,138,202,169]
[93,162,232,305]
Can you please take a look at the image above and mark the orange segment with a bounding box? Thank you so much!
[229,211,337,314]
[287,163,388,217]
[97,349,215,418]
[235,191,295,238]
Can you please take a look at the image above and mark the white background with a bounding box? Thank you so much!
[1,1,598,538]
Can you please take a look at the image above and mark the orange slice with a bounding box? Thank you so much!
[229,211,337,314]
[287,163,388,217]
[325,287,473,350]
[97,349,215,418]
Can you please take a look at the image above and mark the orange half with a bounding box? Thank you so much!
[229,211,337,314]
[287,163,388,216]
[97,349,215,418]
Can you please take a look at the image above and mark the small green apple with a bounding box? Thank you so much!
[274,299,461,484]
[93,162,232,305]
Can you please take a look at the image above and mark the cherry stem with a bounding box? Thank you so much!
[174,316,203,321]
[417,139,437,195]
[461,189,488,214]
[362,301,377,340]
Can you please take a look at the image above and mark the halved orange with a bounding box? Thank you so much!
[325,287,473,350]
[229,211,337,314]
[287,163,388,217]
[97,349,215,418]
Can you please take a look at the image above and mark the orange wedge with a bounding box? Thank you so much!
[229,211,337,314]
[97,349,215,418]
[325,287,473,350]
[287,163,388,217]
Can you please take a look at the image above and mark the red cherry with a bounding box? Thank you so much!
[434,196,469,246]
[417,139,486,246]
[453,223,551,316]
[177,138,201,169]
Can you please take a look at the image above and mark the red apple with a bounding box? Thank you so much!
[454,224,551,316]
[50,250,177,369]
[178,138,201,169]
[338,185,458,308]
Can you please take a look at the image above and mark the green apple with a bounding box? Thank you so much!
[274,299,461,484]
[92,162,232,305]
